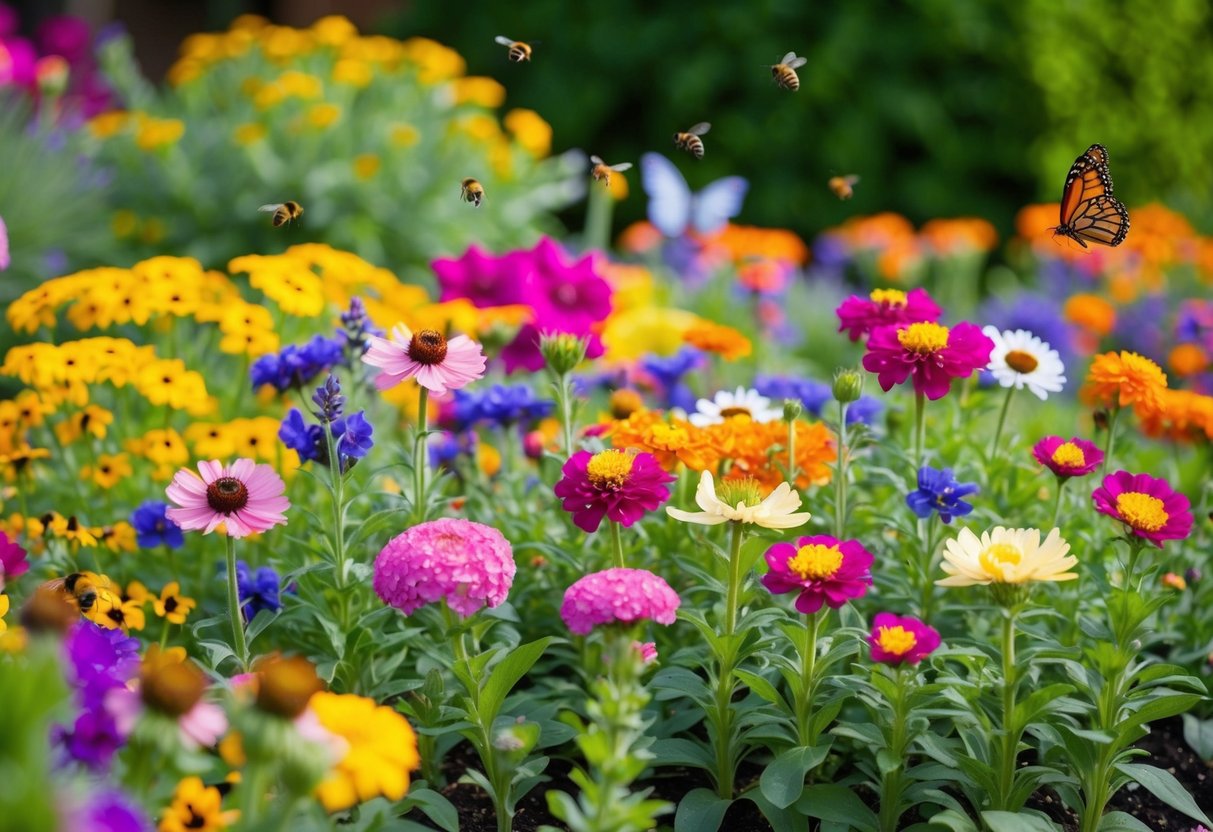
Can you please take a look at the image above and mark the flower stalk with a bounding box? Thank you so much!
[224,535,249,672]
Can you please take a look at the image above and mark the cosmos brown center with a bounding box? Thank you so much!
[206,477,249,514]
[408,329,448,365]
[1005,350,1039,374]
[719,406,752,418]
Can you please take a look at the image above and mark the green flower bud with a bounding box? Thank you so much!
[540,332,589,376]
[782,398,803,423]
[832,368,863,404]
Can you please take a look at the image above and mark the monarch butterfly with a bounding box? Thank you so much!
[1052,144,1129,248]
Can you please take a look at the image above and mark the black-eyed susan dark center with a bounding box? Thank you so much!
[408,329,448,365]
[206,477,249,514]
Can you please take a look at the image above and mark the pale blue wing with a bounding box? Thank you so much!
[690,176,748,234]
[640,152,692,237]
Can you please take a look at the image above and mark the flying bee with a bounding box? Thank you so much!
[21,572,98,632]
[258,201,304,228]
[589,155,633,187]
[460,178,485,207]
[828,174,860,200]
[494,36,534,63]
[769,51,808,91]
[673,122,711,160]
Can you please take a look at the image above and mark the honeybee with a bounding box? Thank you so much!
[673,122,711,160]
[589,155,633,187]
[20,572,98,632]
[828,175,860,200]
[770,51,808,91]
[258,201,304,228]
[460,178,485,207]
[494,36,534,63]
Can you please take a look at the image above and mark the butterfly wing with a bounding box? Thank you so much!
[1069,195,1130,247]
[1058,143,1126,246]
[641,152,692,237]
[690,176,748,235]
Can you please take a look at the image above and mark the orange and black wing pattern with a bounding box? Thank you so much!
[1054,144,1129,248]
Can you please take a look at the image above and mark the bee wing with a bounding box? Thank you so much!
[780,51,798,64]
[590,155,604,166]
[609,162,633,172]
[688,122,711,136]
[846,175,860,185]
[494,36,516,46]
[258,204,284,213]
[787,56,808,69]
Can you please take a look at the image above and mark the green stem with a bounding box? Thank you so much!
[584,179,615,251]
[224,535,249,672]
[713,522,747,799]
[607,520,626,569]
[989,385,1017,462]
[913,391,926,468]
[413,387,429,524]
[787,412,798,486]
[724,522,745,639]
[834,401,848,539]
[878,666,909,832]
[323,422,350,628]
[1050,478,1067,530]
[796,611,823,746]
[1100,407,1121,475]
[557,373,576,455]
[996,610,1018,810]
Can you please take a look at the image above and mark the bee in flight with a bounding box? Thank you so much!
[20,571,98,632]
[673,123,711,160]
[460,178,485,207]
[494,36,535,63]
[828,175,860,200]
[258,201,304,228]
[769,51,808,91]
[590,155,633,187]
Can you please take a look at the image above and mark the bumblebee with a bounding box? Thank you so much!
[20,572,98,632]
[673,122,711,160]
[460,178,485,207]
[589,155,633,187]
[44,572,99,612]
[258,201,304,228]
[828,175,860,200]
[494,36,534,63]
[770,51,808,92]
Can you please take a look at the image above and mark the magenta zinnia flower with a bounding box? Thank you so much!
[1032,436,1103,479]
[374,518,516,618]
[165,459,290,539]
[836,287,941,342]
[1092,470,1193,547]
[433,244,531,308]
[553,450,675,533]
[862,321,994,400]
[362,323,486,395]
[560,568,680,635]
[0,530,29,582]
[762,535,874,614]
[868,612,941,665]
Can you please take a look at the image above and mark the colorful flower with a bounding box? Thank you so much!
[1083,351,1168,411]
[982,327,1066,400]
[690,386,782,427]
[868,613,941,665]
[311,691,420,812]
[906,466,979,523]
[836,287,941,342]
[754,375,833,416]
[130,501,184,549]
[560,568,681,635]
[0,214,8,271]
[158,776,238,832]
[0,530,29,581]
[152,582,196,625]
[863,321,994,400]
[450,384,554,429]
[761,535,874,614]
[1031,436,1103,479]
[71,788,150,832]
[362,323,486,395]
[1092,471,1193,547]
[249,334,344,392]
[683,319,752,360]
[666,470,811,530]
[937,527,1077,587]
[236,561,282,620]
[165,458,290,539]
[554,450,675,533]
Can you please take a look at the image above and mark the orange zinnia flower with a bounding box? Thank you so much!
[1135,388,1213,443]
[1082,351,1167,411]
[683,320,752,361]
[1064,294,1117,337]
[606,411,717,472]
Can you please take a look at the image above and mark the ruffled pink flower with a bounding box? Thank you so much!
[762,535,874,614]
[521,237,613,333]
[433,244,532,308]
[1092,470,1193,548]
[165,459,290,539]
[633,641,658,665]
[862,321,994,400]
[868,612,941,665]
[836,287,941,342]
[374,518,516,618]
[0,530,29,581]
[560,568,680,635]
[0,36,37,86]
[1031,436,1103,479]
[553,450,675,533]
[362,323,486,395]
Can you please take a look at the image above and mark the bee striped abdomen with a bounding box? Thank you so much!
[773,66,800,91]
[676,134,705,159]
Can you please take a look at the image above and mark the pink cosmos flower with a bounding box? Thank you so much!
[762,534,874,614]
[868,612,941,665]
[362,323,486,395]
[862,321,994,400]
[1031,436,1103,479]
[836,287,941,342]
[553,450,675,533]
[560,568,680,635]
[1092,470,1193,548]
[165,459,290,539]
[106,687,227,751]
[374,518,516,618]
[0,530,29,581]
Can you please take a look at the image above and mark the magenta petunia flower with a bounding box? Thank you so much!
[433,244,532,308]
[836,287,941,342]
[165,459,290,539]
[1092,470,1193,548]
[373,518,516,618]
[501,324,605,374]
[1032,436,1103,479]
[553,450,675,533]
[762,534,874,614]
[560,568,680,635]
[521,238,613,333]
[0,530,29,582]
[362,323,486,395]
[868,612,941,665]
[862,320,994,400]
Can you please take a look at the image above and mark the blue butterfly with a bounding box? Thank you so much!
[640,153,748,238]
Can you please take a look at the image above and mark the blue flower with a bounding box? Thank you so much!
[336,411,374,460]
[452,384,554,429]
[846,395,884,428]
[906,466,979,524]
[429,430,475,471]
[250,335,345,392]
[129,501,184,550]
[754,375,832,417]
[278,408,324,463]
[641,347,704,409]
[339,296,382,358]
[236,561,281,621]
[280,407,373,468]
[311,374,345,424]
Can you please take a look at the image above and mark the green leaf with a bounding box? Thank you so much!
[1098,812,1154,832]
[759,744,832,808]
[402,788,459,832]
[674,788,732,832]
[650,738,715,771]
[1115,763,1212,826]
[1182,714,1213,762]
[795,784,878,832]
[980,810,1059,832]
[734,669,788,710]
[478,636,552,724]
[928,808,980,832]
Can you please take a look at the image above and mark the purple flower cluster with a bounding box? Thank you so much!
[754,374,884,427]
[449,384,554,429]
[130,501,183,550]
[339,296,382,359]
[236,560,282,620]
[250,334,345,392]
[279,409,373,469]
[641,348,703,410]
[55,622,140,769]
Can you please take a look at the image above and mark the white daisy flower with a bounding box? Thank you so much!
[666,470,811,530]
[690,386,782,427]
[936,526,1077,587]
[982,327,1066,400]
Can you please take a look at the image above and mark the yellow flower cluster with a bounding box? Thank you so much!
[0,515,136,558]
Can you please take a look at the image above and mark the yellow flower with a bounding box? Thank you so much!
[1083,351,1168,411]
[0,595,9,634]
[82,453,132,489]
[601,306,698,360]
[937,527,1077,588]
[14,390,51,428]
[311,691,421,812]
[111,209,139,238]
[306,103,341,128]
[99,522,138,554]
[135,359,212,414]
[401,37,465,84]
[353,153,380,180]
[89,593,146,632]
[276,70,324,100]
[184,422,237,459]
[504,109,551,158]
[135,116,186,151]
[666,470,811,530]
[389,122,421,147]
[333,58,373,87]
[130,428,189,480]
[88,110,130,139]
[310,15,357,47]
[232,122,266,145]
[153,582,197,625]
[228,417,282,462]
[159,776,239,832]
[452,76,506,108]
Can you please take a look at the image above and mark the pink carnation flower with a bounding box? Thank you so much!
[868,612,941,665]
[862,320,994,400]
[0,530,29,582]
[633,641,658,665]
[362,323,486,395]
[560,568,680,635]
[1092,470,1193,548]
[553,450,675,533]
[836,287,941,342]
[1031,436,1103,479]
[374,518,516,618]
[165,459,290,539]
[762,534,874,614]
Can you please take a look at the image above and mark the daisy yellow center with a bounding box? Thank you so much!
[897,322,950,354]
[875,625,917,656]
[1005,350,1039,374]
[870,288,908,307]
[586,450,634,488]
[979,543,1022,581]
[788,544,843,581]
[1115,492,1169,532]
[718,477,764,508]
[407,329,448,365]
[206,476,250,514]
[1051,442,1085,468]
[719,406,752,419]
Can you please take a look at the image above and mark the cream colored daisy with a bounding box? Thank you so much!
[937,526,1077,587]
[666,470,811,530]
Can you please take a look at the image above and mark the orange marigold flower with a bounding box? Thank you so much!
[607,411,717,472]
[919,218,998,255]
[1135,389,1213,443]
[1083,351,1168,411]
[1064,294,1116,337]
[1168,343,1208,377]
[683,320,751,361]
[716,420,834,493]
